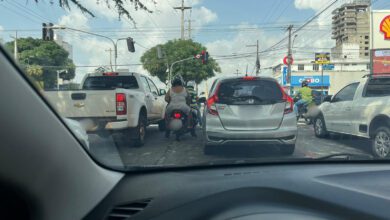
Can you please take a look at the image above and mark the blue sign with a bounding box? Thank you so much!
[282,66,287,85]
[291,75,330,87]
[322,64,334,70]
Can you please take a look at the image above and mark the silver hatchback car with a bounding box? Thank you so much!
[202,76,297,155]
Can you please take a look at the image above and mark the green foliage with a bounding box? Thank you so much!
[140,39,221,84]
[34,0,152,26]
[5,37,76,89]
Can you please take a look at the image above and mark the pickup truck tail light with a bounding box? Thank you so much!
[116,93,127,115]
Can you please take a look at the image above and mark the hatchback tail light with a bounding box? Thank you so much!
[284,95,294,114]
[206,95,219,116]
[116,93,127,115]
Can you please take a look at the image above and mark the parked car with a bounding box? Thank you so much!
[44,71,167,146]
[313,75,390,158]
[202,76,297,155]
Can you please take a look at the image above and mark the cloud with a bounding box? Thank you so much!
[57,0,218,83]
[294,0,324,11]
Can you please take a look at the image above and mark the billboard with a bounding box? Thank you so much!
[371,10,390,49]
[291,75,330,87]
[371,49,390,75]
[315,53,330,64]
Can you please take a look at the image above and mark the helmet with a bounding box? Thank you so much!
[301,79,309,87]
[172,75,184,87]
[186,80,196,88]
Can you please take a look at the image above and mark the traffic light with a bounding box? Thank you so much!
[42,23,54,41]
[126,37,135,53]
[201,50,209,64]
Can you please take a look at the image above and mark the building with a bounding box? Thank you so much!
[54,34,73,60]
[331,0,370,59]
[272,58,369,95]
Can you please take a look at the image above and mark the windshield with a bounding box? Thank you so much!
[2,0,390,171]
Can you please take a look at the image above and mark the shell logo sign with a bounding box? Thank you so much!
[380,15,390,40]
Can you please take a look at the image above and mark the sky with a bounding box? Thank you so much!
[1,0,390,89]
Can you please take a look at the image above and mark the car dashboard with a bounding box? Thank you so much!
[85,163,390,220]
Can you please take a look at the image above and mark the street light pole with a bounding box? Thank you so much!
[51,26,129,71]
[169,57,194,86]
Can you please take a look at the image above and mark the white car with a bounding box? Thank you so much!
[45,71,167,146]
[314,75,390,158]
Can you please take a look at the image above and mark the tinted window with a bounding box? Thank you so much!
[217,79,283,105]
[140,76,151,92]
[82,76,138,90]
[333,83,359,102]
[364,78,390,97]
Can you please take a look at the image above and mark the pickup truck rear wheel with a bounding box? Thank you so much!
[372,126,390,158]
[133,114,147,147]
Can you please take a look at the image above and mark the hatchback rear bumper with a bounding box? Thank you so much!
[204,113,297,146]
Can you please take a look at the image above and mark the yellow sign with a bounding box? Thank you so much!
[315,53,330,64]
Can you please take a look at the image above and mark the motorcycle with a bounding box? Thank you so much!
[294,90,322,125]
[165,109,197,141]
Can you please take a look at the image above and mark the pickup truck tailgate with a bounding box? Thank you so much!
[45,91,117,118]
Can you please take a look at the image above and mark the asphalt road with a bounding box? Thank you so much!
[88,122,373,168]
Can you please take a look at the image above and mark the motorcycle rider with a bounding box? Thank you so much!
[294,79,313,117]
[165,75,193,138]
[186,80,201,127]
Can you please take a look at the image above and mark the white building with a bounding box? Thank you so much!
[54,34,73,60]
[272,58,369,95]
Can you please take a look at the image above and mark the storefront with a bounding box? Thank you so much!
[290,75,330,95]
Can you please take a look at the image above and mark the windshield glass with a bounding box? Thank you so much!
[2,0,390,171]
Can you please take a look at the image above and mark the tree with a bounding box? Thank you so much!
[33,0,152,26]
[140,39,221,84]
[5,37,76,89]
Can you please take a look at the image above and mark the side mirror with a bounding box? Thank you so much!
[159,89,166,96]
[198,97,206,103]
[323,95,332,102]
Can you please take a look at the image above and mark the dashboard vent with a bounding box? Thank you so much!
[106,199,152,220]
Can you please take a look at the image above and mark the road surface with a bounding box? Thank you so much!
[88,122,373,168]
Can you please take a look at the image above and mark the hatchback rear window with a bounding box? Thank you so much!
[364,77,390,97]
[82,76,139,90]
[217,79,283,105]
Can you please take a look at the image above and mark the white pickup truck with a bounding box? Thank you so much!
[45,71,167,146]
[313,75,390,158]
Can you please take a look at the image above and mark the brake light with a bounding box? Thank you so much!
[173,112,182,119]
[206,95,219,116]
[103,72,119,76]
[116,93,127,115]
[277,84,293,114]
[243,76,256,80]
[284,95,294,114]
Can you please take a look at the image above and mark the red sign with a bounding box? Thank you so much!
[283,56,293,65]
[380,15,390,40]
[372,49,390,75]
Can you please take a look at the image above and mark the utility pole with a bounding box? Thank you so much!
[287,25,293,94]
[236,69,239,76]
[186,19,195,39]
[174,0,192,40]
[10,31,18,61]
[105,48,113,71]
[246,40,260,76]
